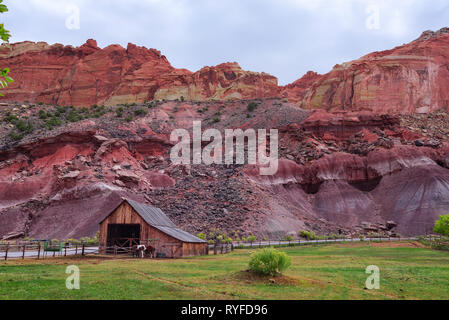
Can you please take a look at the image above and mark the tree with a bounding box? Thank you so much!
[0,0,13,95]
[196,232,206,240]
[246,235,257,244]
[434,215,449,237]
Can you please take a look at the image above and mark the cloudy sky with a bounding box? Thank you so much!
[3,0,449,85]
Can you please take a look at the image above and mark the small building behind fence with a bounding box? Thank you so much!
[99,198,207,258]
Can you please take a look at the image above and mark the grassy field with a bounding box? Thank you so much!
[0,241,448,300]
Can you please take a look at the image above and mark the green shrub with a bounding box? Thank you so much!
[196,232,206,240]
[116,106,124,118]
[125,115,133,122]
[246,235,257,243]
[434,215,449,237]
[9,131,23,141]
[299,230,318,240]
[3,112,18,124]
[248,248,291,276]
[247,102,258,112]
[134,108,147,116]
[15,120,33,134]
[66,109,82,122]
[38,109,47,119]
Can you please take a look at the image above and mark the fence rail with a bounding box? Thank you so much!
[0,236,440,261]
[231,236,421,249]
[0,243,98,261]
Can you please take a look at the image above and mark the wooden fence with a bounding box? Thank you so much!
[1,236,434,261]
[0,242,97,261]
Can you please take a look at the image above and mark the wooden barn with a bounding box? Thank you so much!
[99,199,207,258]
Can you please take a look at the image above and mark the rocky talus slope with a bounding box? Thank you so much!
[2,29,449,240]
[1,99,449,239]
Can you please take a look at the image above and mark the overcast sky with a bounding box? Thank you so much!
[3,0,449,85]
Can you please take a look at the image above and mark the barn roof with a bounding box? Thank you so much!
[124,199,206,243]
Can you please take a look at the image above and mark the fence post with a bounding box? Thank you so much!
[82,243,85,256]
[22,245,26,260]
[213,244,217,255]
[64,245,67,257]
[37,242,41,260]
[4,244,9,261]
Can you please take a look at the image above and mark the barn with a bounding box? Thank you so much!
[99,198,207,258]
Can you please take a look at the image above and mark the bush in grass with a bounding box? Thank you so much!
[248,248,291,276]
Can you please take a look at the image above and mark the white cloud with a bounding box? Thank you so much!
[3,0,449,84]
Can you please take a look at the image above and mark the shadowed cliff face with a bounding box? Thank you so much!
[1,28,449,114]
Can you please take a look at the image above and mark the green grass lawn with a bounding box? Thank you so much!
[0,242,448,300]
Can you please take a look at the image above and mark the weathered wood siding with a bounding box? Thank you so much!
[99,202,147,245]
[99,201,206,258]
[182,242,207,257]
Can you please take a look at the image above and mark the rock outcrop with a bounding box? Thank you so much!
[2,28,449,114]
[0,40,278,107]
[290,28,449,114]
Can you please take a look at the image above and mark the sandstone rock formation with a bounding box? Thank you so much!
[289,28,449,114]
[1,28,449,114]
[0,40,278,107]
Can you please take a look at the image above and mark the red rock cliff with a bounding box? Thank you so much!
[0,39,279,106]
[286,28,449,114]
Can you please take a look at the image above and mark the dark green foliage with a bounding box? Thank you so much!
[66,109,83,122]
[9,131,23,141]
[116,106,124,117]
[44,116,62,130]
[3,112,18,124]
[247,102,258,112]
[134,108,147,116]
[38,109,47,119]
[15,119,33,134]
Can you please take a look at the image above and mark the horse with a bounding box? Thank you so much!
[132,245,146,258]
[144,245,155,258]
